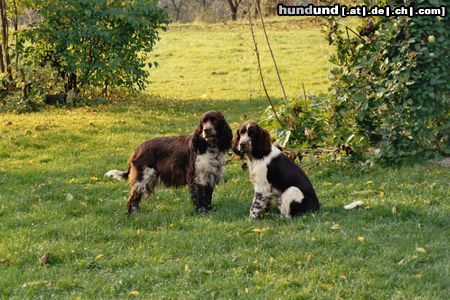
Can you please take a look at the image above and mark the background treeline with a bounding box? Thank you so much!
[160,0,316,23]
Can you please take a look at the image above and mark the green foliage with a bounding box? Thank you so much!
[260,94,334,148]
[0,93,41,114]
[20,0,169,94]
[0,64,64,113]
[324,0,450,163]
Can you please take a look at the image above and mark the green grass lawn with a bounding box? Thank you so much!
[146,18,333,100]
[1,19,449,299]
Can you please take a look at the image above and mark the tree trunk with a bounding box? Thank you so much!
[103,79,108,97]
[226,0,241,21]
[198,0,214,10]
[13,0,19,70]
[231,8,237,21]
[170,0,183,22]
[0,43,4,73]
[0,0,12,82]
[66,73,77,92]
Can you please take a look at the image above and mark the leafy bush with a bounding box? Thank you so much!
[260,94,334,148]
[259,0,448,164]
[324,0,450,163]
[0,64,64,113]
[19,0,169,95]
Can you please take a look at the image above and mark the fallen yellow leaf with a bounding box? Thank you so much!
[38,253,51,266]
[320,283,333,290]
[35,124,47,131]
[95,254,103,260]
[128,290,140,296]
[416,247,426,253]
[184,264,190,272]
[252,227,269,234]
[252,227,270,238]
[392,207,397,215]
[307,254,313,262]
[357,236,365,242]
[331,223,340,230]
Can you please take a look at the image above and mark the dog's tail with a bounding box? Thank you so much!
[105,168,129,181]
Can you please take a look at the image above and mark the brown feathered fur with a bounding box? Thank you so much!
[106,111,232,215]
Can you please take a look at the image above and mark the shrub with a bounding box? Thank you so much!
[260,94,334,148]
[19,0,169,95]
[324,0,450,163]
[0,64,64,113]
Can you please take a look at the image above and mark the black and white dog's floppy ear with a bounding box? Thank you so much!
[251,125,271,159]
[232,128,241,155]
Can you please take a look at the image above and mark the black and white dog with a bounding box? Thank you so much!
[232,121,320,219]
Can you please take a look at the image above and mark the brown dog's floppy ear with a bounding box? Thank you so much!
[217,116,233,152]
[232,128,241,155]
[191,122,208,154]
[251,125,271,159]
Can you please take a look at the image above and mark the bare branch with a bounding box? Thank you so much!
[247,0,283,126]
[252,0,287,103]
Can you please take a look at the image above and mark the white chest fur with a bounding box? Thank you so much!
[194,148,225,186]
[246,145,281,196]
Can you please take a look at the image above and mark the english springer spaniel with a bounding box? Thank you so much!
[232,121,320,219]
[106,111,232,215]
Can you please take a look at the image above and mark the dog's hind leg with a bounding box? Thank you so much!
[127,167,157,215]
[126,185,144,215]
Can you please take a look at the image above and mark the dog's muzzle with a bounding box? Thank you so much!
[202,125,216,141]
[239,142,251,153]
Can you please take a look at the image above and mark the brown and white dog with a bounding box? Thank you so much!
[106,111,232,215]
[232,121,320,219]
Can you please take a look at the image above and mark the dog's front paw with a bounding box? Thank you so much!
[249,212,261,220]
[197,207,210,215]
[127,205,139,216]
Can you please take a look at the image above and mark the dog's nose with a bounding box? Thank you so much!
[204,127,212,134]
[240,143,247,148]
